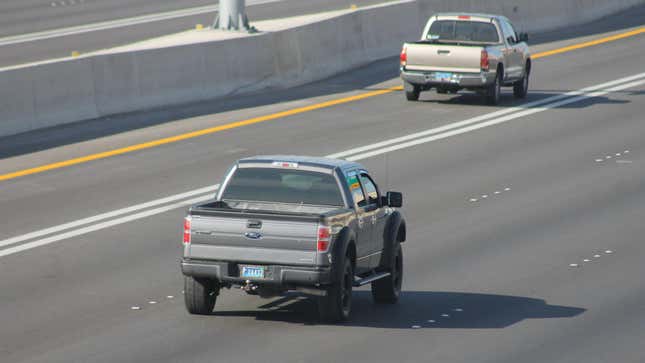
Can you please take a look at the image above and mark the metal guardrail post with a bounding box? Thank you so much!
[213,0,256,32]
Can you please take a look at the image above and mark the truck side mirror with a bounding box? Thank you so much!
[519,32,529,42]
[386,191,403,208]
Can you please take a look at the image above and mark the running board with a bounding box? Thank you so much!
[353,272,391,287]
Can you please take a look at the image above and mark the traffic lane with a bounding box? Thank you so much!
[1,30,643,243]
[1,21,642,167]
[0,0,214,37]
[1,76,643,363]
[0,0,390,67]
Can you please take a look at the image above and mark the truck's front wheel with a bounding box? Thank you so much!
[184,276,218,315]
[371,243,403,304]
[318,257,353,323]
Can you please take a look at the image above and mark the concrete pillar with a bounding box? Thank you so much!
[213,0,256,32]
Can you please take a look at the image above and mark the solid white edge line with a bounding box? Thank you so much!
[0,184,219,249]
[0,194,213,258]
[329,72,645,159]
[346,78,645,161]
[1,73,643,257]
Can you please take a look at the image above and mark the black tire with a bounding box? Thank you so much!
[513,65,530,98]
[318,257,353,323]
[371,243,403,304]
[486,70,502,105]
[405,85,420,101]
[184,276,218,315]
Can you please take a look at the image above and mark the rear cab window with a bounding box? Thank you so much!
[427,20,499,43]
[221,166,344,206]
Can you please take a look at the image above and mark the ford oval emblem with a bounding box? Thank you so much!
[244,232,263,240]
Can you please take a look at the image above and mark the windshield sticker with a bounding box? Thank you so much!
[347,175,360,190]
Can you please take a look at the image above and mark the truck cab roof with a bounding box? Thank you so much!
[432,12,509,23]
[238,155,365,173]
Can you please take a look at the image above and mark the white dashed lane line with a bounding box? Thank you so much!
[469,186,511,203]
[569,250,615,268]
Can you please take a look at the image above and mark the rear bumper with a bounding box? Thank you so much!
[181,258,332,287]
[401,67,496,88]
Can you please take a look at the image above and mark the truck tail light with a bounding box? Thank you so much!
[400,45,407,67]
[183,216,191,245]
[480,50,489,71]
[317,225,331,252]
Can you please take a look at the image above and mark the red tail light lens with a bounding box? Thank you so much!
[183,216,191,245]
[480,50,489,71]
[458,15,471,20]
[317,225,331,252]
[400,45,407,66]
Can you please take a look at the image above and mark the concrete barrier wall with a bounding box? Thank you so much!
[1,0,643,137]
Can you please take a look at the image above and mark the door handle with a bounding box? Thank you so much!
[437,49,450,55]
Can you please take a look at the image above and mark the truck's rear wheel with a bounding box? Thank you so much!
[318,257,353,323]
[486,70,502,105]
[405,85,421,101]
[184,276,218,315]
[371,243,403,304]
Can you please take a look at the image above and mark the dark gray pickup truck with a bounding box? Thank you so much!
[181,155,406,322]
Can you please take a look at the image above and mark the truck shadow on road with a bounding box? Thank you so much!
[419,91,631,109]
[212,291,585,328]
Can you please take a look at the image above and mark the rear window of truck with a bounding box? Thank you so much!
[221,167,344,206]
[428,20,499,43]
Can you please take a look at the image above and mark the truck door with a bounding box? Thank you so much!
[499,19,522,80]
[346,170,372,274]
[358,172,387,269]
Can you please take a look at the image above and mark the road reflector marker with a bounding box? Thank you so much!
[569,263,579,267]
[350,4,357,10]
[195,24,204,30]
[131,306,141,310]
[605,250,613,254]
[71,51,80,57]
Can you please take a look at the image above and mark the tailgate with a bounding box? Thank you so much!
[405,43,483,73]
[187,212,319,266]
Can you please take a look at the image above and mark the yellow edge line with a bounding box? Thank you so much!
[1,26,644,182]
[533,27,645,59]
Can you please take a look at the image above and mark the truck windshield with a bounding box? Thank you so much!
[221,167,344,206]
[427,20,499,43]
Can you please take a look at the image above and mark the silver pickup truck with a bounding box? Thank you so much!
[181,156,406,322]
[400,13,531,104]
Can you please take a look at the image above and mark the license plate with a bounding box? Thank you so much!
[241,266,265,279]
[435,72,452,81]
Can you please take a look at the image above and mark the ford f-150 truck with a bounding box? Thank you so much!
[181,156,406,322]
[400,13,531,104]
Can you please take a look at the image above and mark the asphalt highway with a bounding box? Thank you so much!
[0,0,387,68]
[1,9,644,363]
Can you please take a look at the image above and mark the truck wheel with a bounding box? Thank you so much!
[184,276,218,315]
[513,66,530,98]
[318,257,353,323]
[486,70,502,105]
[371,243,403,304]
[405,86,420,101]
